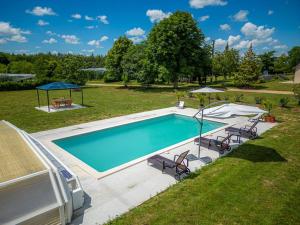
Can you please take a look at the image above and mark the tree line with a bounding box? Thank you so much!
[1,11,300,91]
[105,11,300,88]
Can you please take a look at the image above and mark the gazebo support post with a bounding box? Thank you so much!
[69,89,72,99]
[81,89,84,105]
[36,89,40,108]
[46,90,50,112]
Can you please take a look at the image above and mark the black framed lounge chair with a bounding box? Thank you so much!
[225,119,259,139]
[194,133,232,154]
[147,150,190,179]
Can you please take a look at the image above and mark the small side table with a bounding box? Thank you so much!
[227,131,241,143]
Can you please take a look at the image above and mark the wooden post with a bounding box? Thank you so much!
[81,89,84,105]
[47,90,50,112]
[36,89,40,107]
[69,89,72,99]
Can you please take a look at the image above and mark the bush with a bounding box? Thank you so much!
[293,84,300,105]
[254,96,264,104]
[279,97,289,107]
[0,78,57,91]
[224,95,229,101]
[215,93,221,100]
[263,100,273,115]
[234,94,244,102]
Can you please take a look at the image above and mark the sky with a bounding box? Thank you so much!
[0,0,299,56]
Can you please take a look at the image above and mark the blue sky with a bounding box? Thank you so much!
[0,0,299,55]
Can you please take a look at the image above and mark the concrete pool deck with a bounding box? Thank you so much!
[32,107,277,225]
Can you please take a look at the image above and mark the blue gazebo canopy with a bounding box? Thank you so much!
[36,82,83,112]
[36,82,80,90]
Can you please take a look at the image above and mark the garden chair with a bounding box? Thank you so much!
[147,150,190,179]
[225,120,259,139]
[194,133,232,154]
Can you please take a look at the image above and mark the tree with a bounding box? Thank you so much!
[0,53,10,65]
[234,44,261,87]
[121,43,146,86]
[288,46,300,70]
[105,36,133,82]
[259,51,275,74]
[0,63,7,73]
[212,45,239,80]
[8,61,33,74]
[147,11,205,88]
[274,54,289,74]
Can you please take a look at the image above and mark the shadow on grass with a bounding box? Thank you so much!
[227,143,287,163]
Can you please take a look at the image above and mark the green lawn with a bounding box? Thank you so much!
[0,87,300,225]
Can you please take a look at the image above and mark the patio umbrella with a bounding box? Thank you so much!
[202,103,267,118]
[190,87,224,104]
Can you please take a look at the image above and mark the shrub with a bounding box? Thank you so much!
[234,94,244,102]
[254,96,264,104]
[0,78,57,91]
[215,93,221,100]
[263,100,273,116]
[293,84,300,105]
[224,95,229,101]
[195,93,205,107]
[279,97,289,107]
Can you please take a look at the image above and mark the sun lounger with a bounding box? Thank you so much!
[225,120,259,139]
[147,150,190,179]
[177,101,185,109]
[194,134,232,154]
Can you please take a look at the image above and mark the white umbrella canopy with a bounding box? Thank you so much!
[202,103,266,118]
[190,87,224,93]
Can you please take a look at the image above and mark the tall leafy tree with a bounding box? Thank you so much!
[234,44,261,87]
[259,51,275,74]
[288,46,300,70]
[274,54,289,74]
[147,11,205,88]
[121,43,146,86]
[105,36,133,82]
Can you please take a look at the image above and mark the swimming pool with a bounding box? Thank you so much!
[53,114,225,172]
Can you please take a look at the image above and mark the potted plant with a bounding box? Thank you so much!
[195,93,205,108]
[263,100,275,122]
[175,90,185,105]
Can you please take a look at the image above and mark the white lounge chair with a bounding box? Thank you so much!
[177,101,185,109]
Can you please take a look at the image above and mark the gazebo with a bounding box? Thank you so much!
[36,82,83,112]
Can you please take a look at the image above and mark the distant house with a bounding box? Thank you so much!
[0,73,35,81]
[294,63,300,83]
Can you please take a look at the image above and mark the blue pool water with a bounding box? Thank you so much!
[54,114,225,172]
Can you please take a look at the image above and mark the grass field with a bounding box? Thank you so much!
[0,86,299,225]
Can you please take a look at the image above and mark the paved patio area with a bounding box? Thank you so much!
[35,104,85,113]
[32,107,277,225]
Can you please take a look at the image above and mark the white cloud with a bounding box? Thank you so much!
[100,35,109,42]
[233,10,249,22]
[228,35,241,46]
[234,40,251,49]
[220,23,231,31]
[97,15,109,24]
[42,37,57,44]
[146,9,171,23]
[0,22,30,43]
[129,36,146,44]
[46,30,60,37]
[199,15,210,22]
[26,6,56,16]
[274,44,288,49]
[0,38,7,44]
[126,27,145,36]
[215,38,227,48]
[61,34,80,44]
[85,15,94,21]
[268,10,274,15]
[85,25,97,29]
[205,37,211,42]
[82,49,95,53]
[37,19,49,26]
[241,22,275,39]
[189,0,227,8]
[87,35,108,47]
[71,14,81,19]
